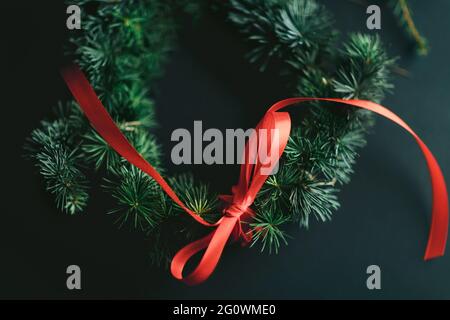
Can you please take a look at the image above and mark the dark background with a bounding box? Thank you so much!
[1,0,449,299]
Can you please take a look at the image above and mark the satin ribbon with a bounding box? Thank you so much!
[60,64,448,285]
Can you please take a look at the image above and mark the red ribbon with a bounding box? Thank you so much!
[61,64,448,285]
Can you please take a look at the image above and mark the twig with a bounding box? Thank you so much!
[397,0,428,55]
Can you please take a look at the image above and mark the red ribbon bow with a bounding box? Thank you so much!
[61,64,448,285]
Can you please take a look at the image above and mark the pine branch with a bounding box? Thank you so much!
[333,34,395,102]
[27,0,209,267]
[169,173,220,223]
[389,0,428,56]
[27,0,185,218]
[229,0,336,71]
[228,0,394,253]
[82,126,162,173]
[250,210,290,254]
[26,103,89,214]
[104,165,169,231]
[32,143,89,215]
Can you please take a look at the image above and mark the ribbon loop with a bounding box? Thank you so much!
[60,64,448,286]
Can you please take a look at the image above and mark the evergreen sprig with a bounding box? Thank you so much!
[26,102,89,214]
[105,165,166,230]
[169,173,220,222]
[229,0,336,71]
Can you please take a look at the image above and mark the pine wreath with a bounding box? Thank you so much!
[26,0,396,267]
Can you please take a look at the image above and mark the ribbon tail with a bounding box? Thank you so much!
[171,217,238,285]
[421,140,449,260]
[268,98,449,260]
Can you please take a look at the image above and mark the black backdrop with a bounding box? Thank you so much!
[1,0,449,299]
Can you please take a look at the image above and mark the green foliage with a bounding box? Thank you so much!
[27,0,205,263]
[28,0,183,215]
[27,0,396,262]
[254,162,339,231]
[105,166,166,230]
[229,0,336,71]
[143,173,218,267]
[82,126,161,173]
[169,173,220,223]
[333,34,395,102]
[229,0,394,253]
[36,145,89,215]
[69,0,175,120]
[26,103,89,214]
[250,210,290,254]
